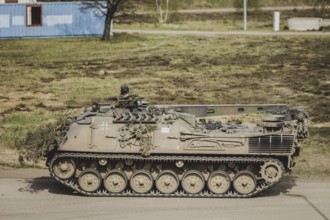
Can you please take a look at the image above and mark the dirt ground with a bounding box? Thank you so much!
[0,149,21,167]
[0,167,48,179]
[0,148,46,169]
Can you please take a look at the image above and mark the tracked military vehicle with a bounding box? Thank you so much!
[47,96,309,198]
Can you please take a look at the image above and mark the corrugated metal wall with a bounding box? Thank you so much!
[0,2,105,38]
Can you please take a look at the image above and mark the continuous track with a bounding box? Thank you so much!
[49,153,283,198]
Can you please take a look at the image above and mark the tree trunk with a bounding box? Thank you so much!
[102,13,112,41]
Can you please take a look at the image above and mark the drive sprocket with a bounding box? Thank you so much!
[260,160,284,183]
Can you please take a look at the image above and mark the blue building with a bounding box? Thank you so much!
[0,2,106,38]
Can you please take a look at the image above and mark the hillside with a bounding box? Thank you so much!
[0,33,329,177]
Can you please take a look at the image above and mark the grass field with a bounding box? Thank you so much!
[116,8,329,32]
[0,33,329,178]
[142,0,314,10]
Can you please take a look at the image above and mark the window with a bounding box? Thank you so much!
[26,5,42,26]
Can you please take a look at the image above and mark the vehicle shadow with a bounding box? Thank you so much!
[18,176,77,196]
[259,175,297,197]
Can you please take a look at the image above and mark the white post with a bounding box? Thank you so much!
[110,19,113,36]
[243,0,247,31]
[273,11,280,31]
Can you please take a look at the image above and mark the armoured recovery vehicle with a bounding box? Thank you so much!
[47,96,309,198]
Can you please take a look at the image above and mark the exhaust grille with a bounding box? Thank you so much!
[248,135,294,154]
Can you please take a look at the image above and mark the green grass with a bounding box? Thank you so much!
[0,33,329,177]
[116,20,274,32]
[0,112,63,149]
[293,127,330,179]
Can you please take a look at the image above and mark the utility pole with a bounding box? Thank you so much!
[243,0,247,31]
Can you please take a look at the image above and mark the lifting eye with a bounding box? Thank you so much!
[237,107,245,112]
[207,108,215,113]
[257,107,264,111]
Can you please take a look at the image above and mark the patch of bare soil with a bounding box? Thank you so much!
[0,167,48,179]
[0,148,21,167]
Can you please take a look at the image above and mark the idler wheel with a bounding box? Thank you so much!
[181,170,205,194]
[207,170,231,194]
[104,170,128,193]
[233,171,256,195]
[52,158,76,180]
[156,170,180,194]
[130,170,153,194]
[78,169,102,193]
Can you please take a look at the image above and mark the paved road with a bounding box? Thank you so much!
[0,170,329,220]
[114,29,330,36]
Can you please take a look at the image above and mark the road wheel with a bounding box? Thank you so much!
[207,170,231,194]
[233,171,256,195]
[78,169,102,193]
[156,170,179,194]
[182,170,205,194]
[104,170,128,193]
[130,170,153,194]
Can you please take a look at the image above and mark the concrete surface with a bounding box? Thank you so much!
[0,170,329,220]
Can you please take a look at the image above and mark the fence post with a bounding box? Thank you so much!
[110,19,113,36]
[273,11,280,31]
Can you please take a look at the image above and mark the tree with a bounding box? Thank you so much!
[80,0,133,41]
[155,0,170,23]
[155,0,180,23]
